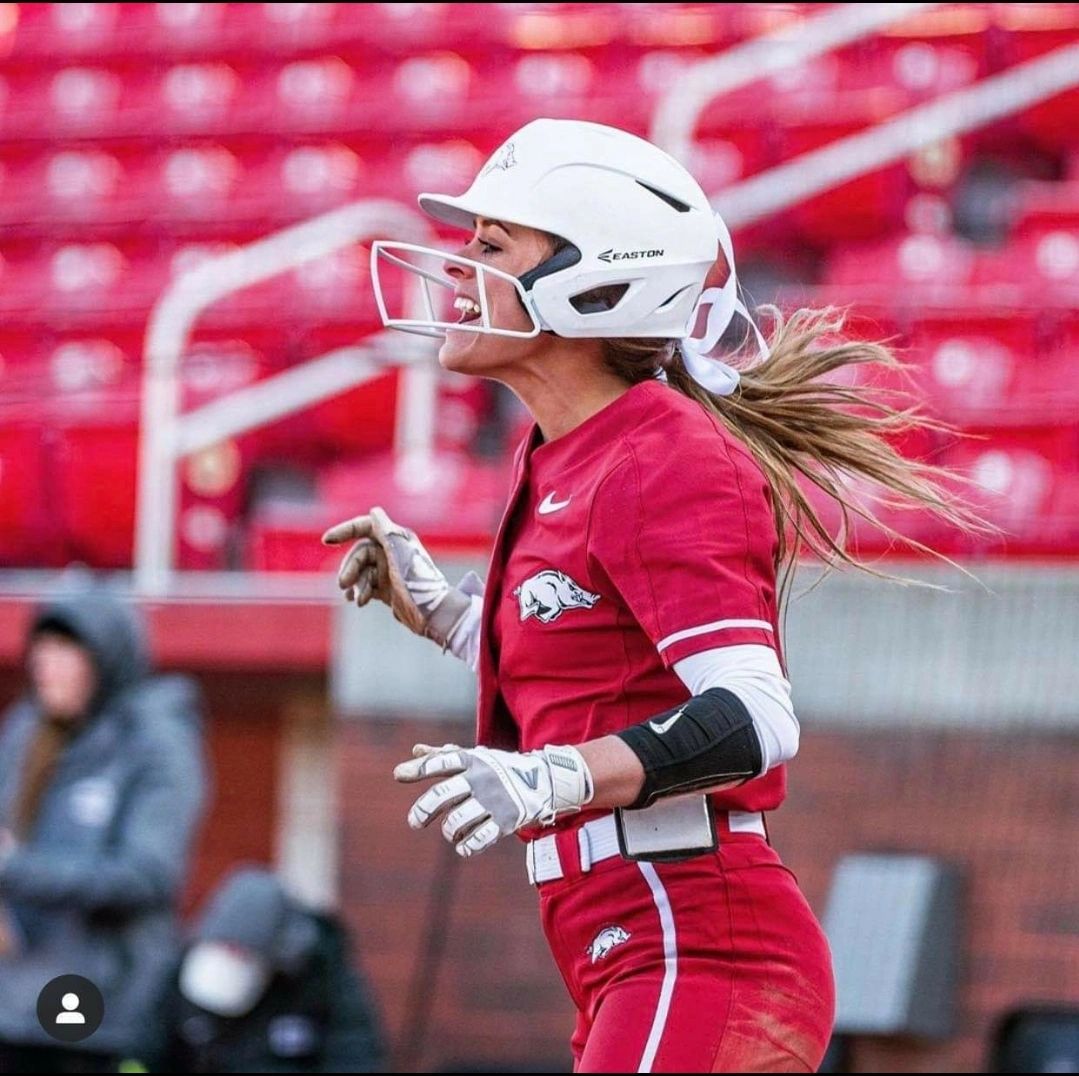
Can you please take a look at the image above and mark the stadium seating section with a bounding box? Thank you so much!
[1,2,1077,570]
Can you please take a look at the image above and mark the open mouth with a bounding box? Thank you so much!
[453,295,483,324]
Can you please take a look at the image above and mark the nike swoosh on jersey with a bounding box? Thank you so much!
[538,492,572,515]
[648,709,686,735]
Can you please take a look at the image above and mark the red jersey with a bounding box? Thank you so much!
[476,377,786,815]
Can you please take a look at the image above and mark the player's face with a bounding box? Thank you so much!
[439,218,553,374]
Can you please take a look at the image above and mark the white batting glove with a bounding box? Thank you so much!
[321,506,475,648]
[393,743,594,858]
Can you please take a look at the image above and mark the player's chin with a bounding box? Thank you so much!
[438,328,491,375]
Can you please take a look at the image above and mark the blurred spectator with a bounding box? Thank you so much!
[0,585,207,1072]
[157,867,385,1073]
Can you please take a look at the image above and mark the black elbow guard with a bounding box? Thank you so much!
[616,688,763,810]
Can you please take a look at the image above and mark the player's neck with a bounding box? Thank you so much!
[497,346,631,444]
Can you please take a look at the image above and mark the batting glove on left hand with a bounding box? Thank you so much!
[394,743,594,857]
[321,506,474,647]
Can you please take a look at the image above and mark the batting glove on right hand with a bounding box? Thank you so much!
[394,743,594,858]
[321,506,473,648]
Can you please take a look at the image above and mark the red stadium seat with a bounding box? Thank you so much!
[0,242,53,322]
[1011,184,1079,238]
[633,47,711,113]
[45,332,274,570]
[269,54,364,133]
[35,241,178,323]
[29,333,142,567]
[822,233,979,306]
[0,147,137,232]
[387,51,479,133]
[393,138,489,205]
[690,130,773,197]
[254,142,370,222]
[0,63,128,140]
[284,245,377,324]
[506,50,598,125]
[0,328,140,414]
[303,368,400,459]
[245,320,398,463]
[779,115,914,245]
[250,449,509,573]
[695,53,846,137]
[3,2,124,60]
[246,504,347,574]
[1002,2,1079,153]
[50,405,139,569]
[134,2,232,57]
[1053,312,1079,358]
[847,38,985,98]
[241,2,343,54]
[974,231,1079,306]
[317,449,511,548]
[154,60,252,136]
[151,143,252,230]
[0,422,65,567]
[620,4,736,50]
[940,428,1079,555]
[905,311,1079,427]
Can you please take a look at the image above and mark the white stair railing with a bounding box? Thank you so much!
[714,41,1079,228]
[135,200,436,596]
[651,3,942,164]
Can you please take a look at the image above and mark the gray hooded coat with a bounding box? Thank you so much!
[0,588,207,1057]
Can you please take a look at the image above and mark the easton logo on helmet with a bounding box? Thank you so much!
[597,248,665,263]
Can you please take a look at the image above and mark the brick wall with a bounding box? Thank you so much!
[338,719,1079,1074]
[179,671,289,915]
[337,717,574,1073]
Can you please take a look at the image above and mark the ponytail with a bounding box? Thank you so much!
[600,306,990,611]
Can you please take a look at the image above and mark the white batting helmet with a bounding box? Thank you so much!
[372,118,724,341]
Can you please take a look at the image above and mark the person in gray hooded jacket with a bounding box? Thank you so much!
[0,584,208,1072]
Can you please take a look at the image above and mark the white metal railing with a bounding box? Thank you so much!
[650,3,943,165]
[715,41,1079,228]
[134,200,436,597]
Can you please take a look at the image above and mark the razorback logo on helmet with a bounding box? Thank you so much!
[480,140,517,177]
[587,925,630,963]
[514,569,600,624]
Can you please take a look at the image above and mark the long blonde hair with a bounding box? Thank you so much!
[600,306,989,611]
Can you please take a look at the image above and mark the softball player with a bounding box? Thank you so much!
[324,119,967,1072]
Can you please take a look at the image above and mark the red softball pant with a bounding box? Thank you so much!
[537,830,835,1073]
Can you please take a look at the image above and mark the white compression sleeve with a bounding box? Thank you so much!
[672,644,800,773]
[445,594,483,672]
[444,572,485,672]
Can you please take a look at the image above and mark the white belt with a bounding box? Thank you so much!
[525,809,766,886]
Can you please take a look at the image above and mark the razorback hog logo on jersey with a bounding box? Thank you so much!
[514,570,600,624]
[587,925,630,964]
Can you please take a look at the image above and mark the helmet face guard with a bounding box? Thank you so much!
[370,241,543,340]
